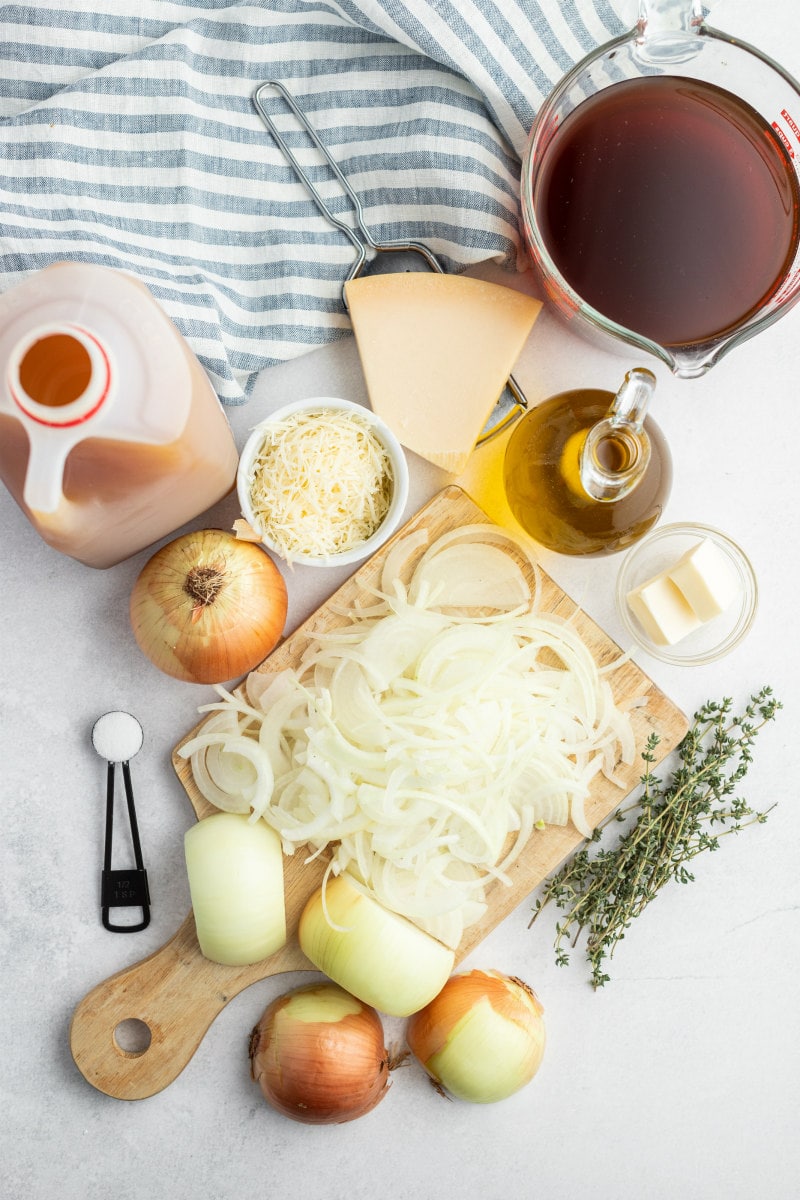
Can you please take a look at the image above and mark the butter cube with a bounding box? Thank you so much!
[627,574,702,646]
[668,537,736,622]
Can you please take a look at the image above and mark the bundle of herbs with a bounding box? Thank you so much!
[531,688,781,988]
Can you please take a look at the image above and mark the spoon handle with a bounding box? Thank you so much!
[101,760,151,933]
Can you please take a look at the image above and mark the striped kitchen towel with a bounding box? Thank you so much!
[0,1,633,403]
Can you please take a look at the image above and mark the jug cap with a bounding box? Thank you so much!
[8,323,113,428]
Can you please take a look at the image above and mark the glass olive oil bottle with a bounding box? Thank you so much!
[503,369,672,556]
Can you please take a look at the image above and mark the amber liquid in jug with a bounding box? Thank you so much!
[503,370,671,556]
[0,262,239,568]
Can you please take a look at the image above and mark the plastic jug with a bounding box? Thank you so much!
[0,262,239,567]
[503,368,672,556]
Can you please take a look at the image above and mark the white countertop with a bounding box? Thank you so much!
[3,4,800,1198]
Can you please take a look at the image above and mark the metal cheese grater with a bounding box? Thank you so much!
[253,81,529,442]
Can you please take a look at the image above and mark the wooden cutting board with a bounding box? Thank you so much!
[70,486,688,1100]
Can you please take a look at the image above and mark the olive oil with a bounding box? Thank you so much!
[503,373,671,557]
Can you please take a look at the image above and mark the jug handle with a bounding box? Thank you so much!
[637,0,704,37]
[21,424,73,514]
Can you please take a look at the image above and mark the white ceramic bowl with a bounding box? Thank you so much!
[236,396,409,568]
[615,522,758,666]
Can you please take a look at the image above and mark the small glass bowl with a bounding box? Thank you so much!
[237,396,409,569]
[615,522,758,666]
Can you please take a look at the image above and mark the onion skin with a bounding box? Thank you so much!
[249,983,391,1125]
[406,969,546,1103]
[129,529,287,684]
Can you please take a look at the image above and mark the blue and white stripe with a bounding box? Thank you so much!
[0,2,633,402]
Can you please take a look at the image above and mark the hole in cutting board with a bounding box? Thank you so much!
[113,1018,152,1057]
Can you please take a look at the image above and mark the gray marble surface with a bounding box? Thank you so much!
[3,4,799,1197]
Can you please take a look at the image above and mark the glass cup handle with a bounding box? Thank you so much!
[636,0,705,37]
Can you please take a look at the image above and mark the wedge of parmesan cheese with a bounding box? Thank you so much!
[345,273,541,475]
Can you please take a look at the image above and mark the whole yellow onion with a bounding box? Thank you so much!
[249,982,392,1125]
[129,528,287,684]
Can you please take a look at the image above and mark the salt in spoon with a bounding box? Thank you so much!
[91,711,151,933]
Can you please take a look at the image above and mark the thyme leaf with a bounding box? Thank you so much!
[530,687,781,989]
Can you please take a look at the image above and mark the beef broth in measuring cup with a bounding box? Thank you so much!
[520,0,800,377]
[532,77,799,349]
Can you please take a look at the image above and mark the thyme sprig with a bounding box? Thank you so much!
[530,688,781,989]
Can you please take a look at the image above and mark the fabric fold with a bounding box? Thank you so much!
[0,1,632,402]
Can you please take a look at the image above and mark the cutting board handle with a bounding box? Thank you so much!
[69,912,312,1100]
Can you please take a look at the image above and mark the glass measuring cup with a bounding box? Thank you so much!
[520,0,800,378]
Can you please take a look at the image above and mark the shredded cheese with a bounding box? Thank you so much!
[244,408,394,562]
[179,527,639,949]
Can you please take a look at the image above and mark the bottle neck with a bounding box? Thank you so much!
[580,423,651,503]
[579,367,656,504]
[9,323,113,427]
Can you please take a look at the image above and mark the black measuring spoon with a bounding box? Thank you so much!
[91,711,150,933]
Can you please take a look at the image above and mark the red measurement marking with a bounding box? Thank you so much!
[781,109,800,141]
[772,122,795,158]
[537,111,559,155]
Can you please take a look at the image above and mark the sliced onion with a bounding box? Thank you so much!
[184,812,286,965]
[408,542,531,610]
[355,608,450,692]
[379,526,429,593]
[180,730,274,820]
[327,659,389,748]
[407,524,540,605]
[298,872,455,1017]
[186,525,638,944]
